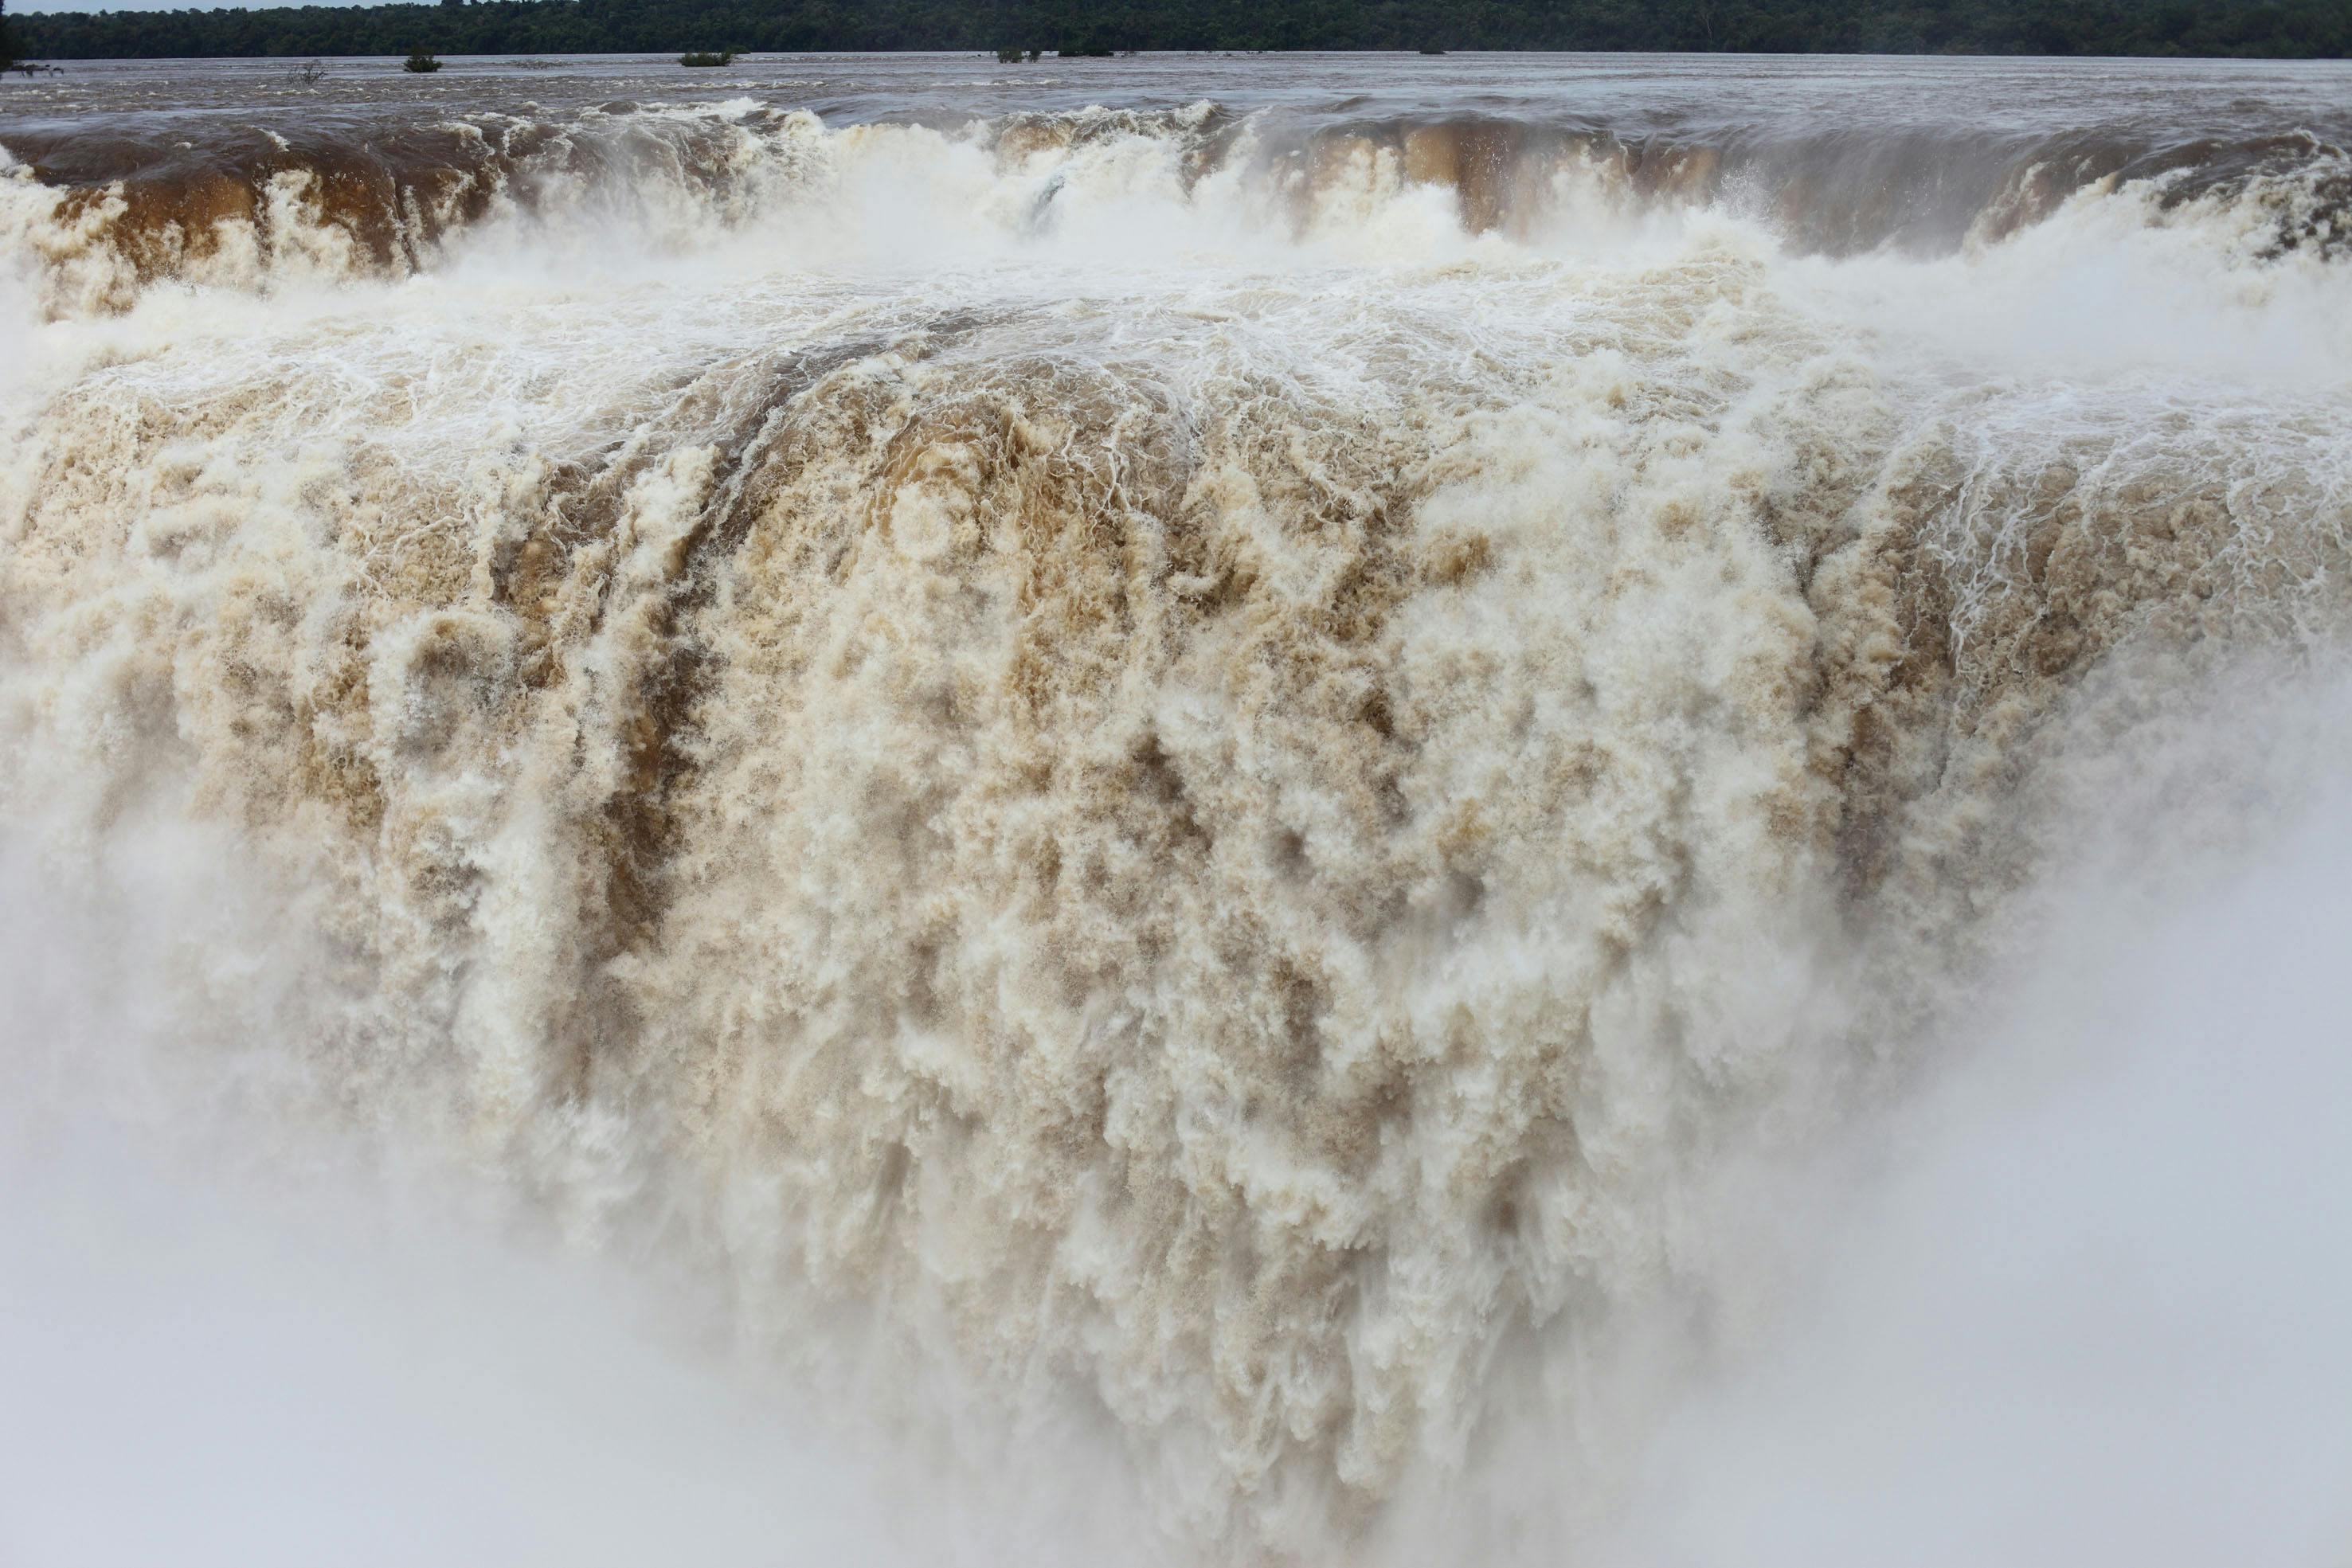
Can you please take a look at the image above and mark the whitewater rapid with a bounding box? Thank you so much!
[2,55,2349,1562]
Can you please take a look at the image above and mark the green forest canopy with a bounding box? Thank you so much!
[10,0,2350,61]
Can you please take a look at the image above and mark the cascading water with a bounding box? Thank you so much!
[3,53,2348,1566]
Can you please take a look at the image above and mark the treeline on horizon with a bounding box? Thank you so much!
[10,0,2350,61]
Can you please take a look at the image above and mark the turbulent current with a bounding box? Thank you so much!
[3,53,2351,1565]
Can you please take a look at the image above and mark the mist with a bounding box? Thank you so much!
[0,826,1161,1568]
[1608,798,2352,1568]
[8,686,2350,1565]
[5,52,2351,1566]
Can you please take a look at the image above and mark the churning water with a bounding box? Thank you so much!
[2,52,2350,1566]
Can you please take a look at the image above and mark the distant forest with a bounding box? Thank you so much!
[10,0,2350,61]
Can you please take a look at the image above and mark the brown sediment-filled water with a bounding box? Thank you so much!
[5,53,2351,304]
[2,52,2350,1566]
